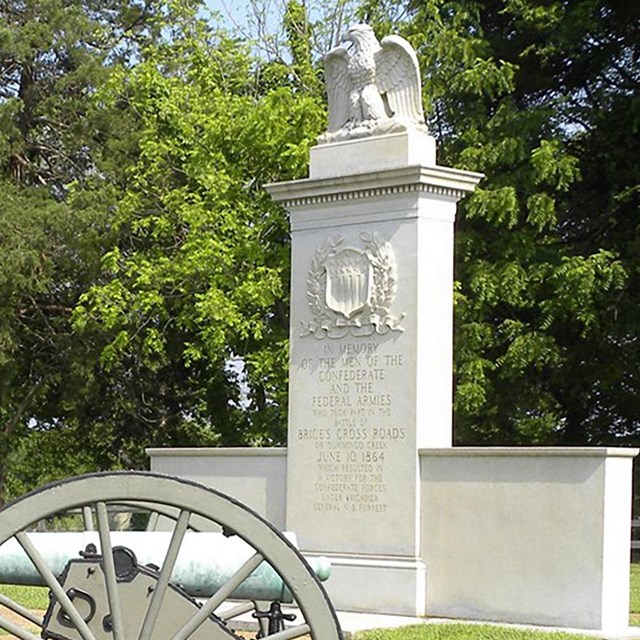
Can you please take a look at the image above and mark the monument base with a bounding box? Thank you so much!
[303,552,426,617]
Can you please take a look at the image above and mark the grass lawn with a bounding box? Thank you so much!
[2,565,640,638]
[0,584,48,637]
[0,584,49,610]
[630,562,640,625]
[354,624,592,640]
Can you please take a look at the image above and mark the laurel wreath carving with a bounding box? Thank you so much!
[361,231,397,315]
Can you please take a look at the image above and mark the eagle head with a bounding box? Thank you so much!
[341,24,379,53]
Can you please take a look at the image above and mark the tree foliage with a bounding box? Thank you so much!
[0,179,106,501]
[72,21,324,454]
[0,0,183,194]
[0,0,164,499]
[0,0,324,501]
[361,0,639,445]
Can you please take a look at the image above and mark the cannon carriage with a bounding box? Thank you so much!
[0,472,343,640]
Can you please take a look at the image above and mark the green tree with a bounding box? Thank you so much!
[68,18,324,464]
[1,0,326,501]
[0,0,182,194]
[0,0,165,501]
[0,180,106,502]
[0,1,260,500]
[360,0,638,445]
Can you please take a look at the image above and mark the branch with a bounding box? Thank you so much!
[2,377,46,441]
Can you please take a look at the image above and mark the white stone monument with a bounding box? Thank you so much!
[266,24,482,615]
[149,24,638,633]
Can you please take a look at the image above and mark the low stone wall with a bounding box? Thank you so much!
[147,447,287,529]
[419,447,637,633]
[148,445,637,632]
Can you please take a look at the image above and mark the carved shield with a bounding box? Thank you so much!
[324,248,372,319]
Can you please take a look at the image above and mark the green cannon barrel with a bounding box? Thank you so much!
[0,532,331,603]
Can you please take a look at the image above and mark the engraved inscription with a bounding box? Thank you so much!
[294,340,408,513]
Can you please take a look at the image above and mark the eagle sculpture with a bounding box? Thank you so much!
[321,24,426,142]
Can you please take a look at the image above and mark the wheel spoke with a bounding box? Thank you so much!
[138,508,191,640]
[15,531,97,640]
[146,511,160,531]
[0,593,42,626]
[218,601,255,621]
[169,552,264,640]
[82,506,95,531]
[95,501,125,640]
[0,611,42,640]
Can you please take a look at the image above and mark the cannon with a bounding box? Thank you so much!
[0,472,343,640]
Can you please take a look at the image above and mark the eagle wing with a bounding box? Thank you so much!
[324,46,351,133]
[375,35,424,125]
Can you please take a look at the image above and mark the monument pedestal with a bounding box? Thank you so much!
[309,130,436,179]
[267,135,482,615]
[149,139,638,630]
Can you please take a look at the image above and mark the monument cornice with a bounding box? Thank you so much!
[265,164,484,209]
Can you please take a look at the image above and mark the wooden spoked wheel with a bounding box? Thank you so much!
[0,472,343,640]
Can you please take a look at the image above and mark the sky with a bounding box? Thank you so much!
[202,0,355,58]
[204,0,284,39]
